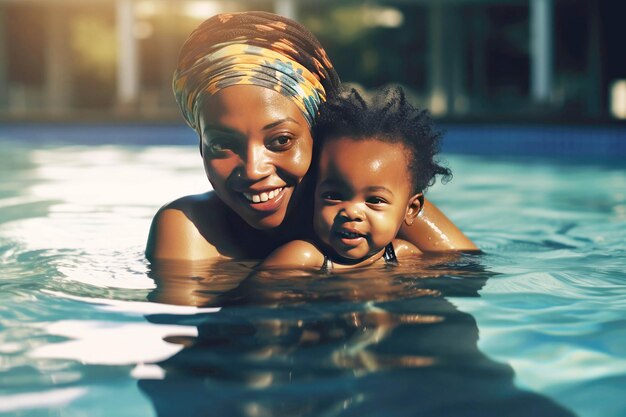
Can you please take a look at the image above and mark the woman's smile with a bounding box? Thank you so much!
[242,187,284,204]
[199,85,314,230]
[239,186,288,212]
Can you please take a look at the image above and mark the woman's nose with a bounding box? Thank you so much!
[238,144,273,181]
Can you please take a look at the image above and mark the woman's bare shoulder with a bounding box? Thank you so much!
[260,240,324,270]
[158,192,221,211]
[146,192,230,261]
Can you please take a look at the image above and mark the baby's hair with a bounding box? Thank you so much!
[314,86,452,193]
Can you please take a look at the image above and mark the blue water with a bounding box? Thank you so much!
[0,128,625,417]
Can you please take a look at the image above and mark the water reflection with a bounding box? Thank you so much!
[146,259,251,307]
[140,255,574,417]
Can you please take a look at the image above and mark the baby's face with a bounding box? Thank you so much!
[314,137,416,262]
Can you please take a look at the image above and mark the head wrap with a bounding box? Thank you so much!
[173,11,340,130]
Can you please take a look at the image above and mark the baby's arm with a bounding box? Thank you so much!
[260,240,325,270]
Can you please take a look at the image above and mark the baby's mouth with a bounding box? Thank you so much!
[242,187,284,203]
[336,229,364,239]
[334,228,367,249]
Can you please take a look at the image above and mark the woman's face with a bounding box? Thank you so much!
[198,85,314,230]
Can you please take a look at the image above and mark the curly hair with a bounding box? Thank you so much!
[313,86,452,193]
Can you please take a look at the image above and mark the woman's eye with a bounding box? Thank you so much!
[210,142,224,151]
[202,130,240,156]
[206,139,234,154]
[209,142,228,152]
[267,135,294,150]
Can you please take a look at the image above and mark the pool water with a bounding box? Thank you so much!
[0,135,625,417]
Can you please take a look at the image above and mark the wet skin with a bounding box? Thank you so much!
[145,86,477,261]
[199,85,314,231]
[145,85,316,260]
[314,137,422,263]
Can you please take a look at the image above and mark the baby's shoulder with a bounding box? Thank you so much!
[261,240,325,270]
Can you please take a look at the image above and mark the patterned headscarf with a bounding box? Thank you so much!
[173,11,340,131]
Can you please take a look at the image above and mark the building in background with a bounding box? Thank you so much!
[0,0,624,122]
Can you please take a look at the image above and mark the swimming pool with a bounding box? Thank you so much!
[0,125,625,416]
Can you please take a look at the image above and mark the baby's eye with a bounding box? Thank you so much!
[366,196,388,205]
[321,191,342,201]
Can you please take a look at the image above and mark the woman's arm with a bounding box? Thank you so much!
[398,198,478,252]
[392,239,422,258]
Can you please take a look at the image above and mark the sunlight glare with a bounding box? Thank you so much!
[183,1,222,19]
[610,80,626,119]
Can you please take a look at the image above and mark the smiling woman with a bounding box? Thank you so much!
[199,85,314,231]
[145,11,339,261]
[146,11,476,262]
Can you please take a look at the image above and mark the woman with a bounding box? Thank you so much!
[146,11,477,261]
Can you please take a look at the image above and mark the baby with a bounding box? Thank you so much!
[261,86,452,271]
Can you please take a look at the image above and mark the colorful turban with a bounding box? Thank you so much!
[173,11,340,131]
